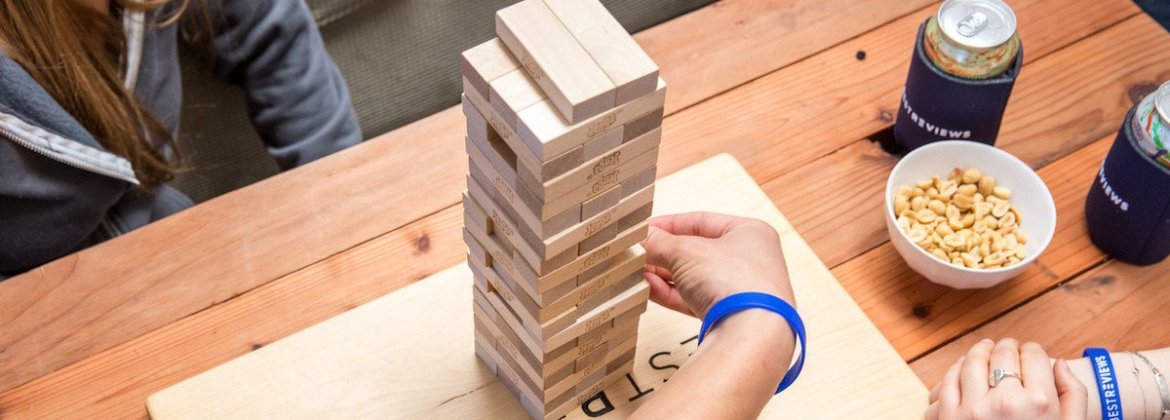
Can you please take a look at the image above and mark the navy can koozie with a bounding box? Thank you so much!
[1085,107,1170,265]
[893,19,1024,151]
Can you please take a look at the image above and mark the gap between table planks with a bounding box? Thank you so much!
[143,154,928,420]
[910,238,1170,387]
[0,0,1143,416]
[0,0,937,395]
[833,133,1114,362]
[813,14,1170,362]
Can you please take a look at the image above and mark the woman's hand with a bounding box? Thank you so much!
[640,212,794,318]
[926,338,1088,420]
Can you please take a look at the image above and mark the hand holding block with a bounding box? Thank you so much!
[496,0,615,124]
[541,0,659,104]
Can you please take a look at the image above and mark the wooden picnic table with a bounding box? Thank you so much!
[1,0,1167,418]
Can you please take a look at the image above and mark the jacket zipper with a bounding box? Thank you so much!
[122,10,145,90]
[0,125,140,185]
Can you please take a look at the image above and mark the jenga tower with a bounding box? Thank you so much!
[460,0,665,418]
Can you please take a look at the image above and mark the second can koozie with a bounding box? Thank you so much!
[1085,107,1170,266]
[893,19,1024,151]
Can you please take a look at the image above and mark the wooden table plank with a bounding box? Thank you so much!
[821,13,1170,362]
[765,10,1162,270]
[911,254,1170,387]
[0,0,1138,413]
[657,0,1138,184]
[0,0,1151,418]
[0,208,466,420]
[644,0,934,114]
[144,155,928,420]
[834,133,1113,362]
[0,0,944,394]
[0,108,464,395]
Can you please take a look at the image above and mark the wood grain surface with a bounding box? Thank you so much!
[0,1,951,395]
[1,0,1165,418]
[144,155,927,420]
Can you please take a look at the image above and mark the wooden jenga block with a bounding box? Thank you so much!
[463,99,491,149]
[581,185,620,220]
[469,169,653,271]
[545,281,647,351]
[527,145,658,222]
[463,193,581,307]
[618,202,654,232]
[462,87,544,177]
[623,107,665,142]
[490,69,547,129]
[460,38,519,102]
[473,330,498,375]
[544,332,637,402]
[508,245,644,323]
[520,126,661,203]
[544,183,652,260]
[512,220,648,301]
[541,0,659,105]
[496,0,615,124]
[478,289,644,406]
[621,164,657,197]
[462,40,664,167]
[462,195,494,243]
[467,176,575,268]
[578,223,618,253]
[468,236,621,345]
[475,301,575,401]
[473,278,646,393]
[475,279,644,420]
[523,357,634,420]
[466,142,581,237]
[581,126,623,160]
[515,78,664,164]
[487,263,649,355]
[472,286,579,378]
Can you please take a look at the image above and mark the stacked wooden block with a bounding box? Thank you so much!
[460,0,665,418]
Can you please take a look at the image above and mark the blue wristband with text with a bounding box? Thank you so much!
[698,292,806,394]
[1083,347,1124,420]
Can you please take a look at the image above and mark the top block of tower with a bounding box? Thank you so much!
[496,0,659,125]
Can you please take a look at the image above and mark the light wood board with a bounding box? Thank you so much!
[146,155,926,419]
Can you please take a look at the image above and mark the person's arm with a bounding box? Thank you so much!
[632,310,793,419]
[925,338,1087,420]
[0,138,120,277]
[630,212,797,419]
[185,0,361,169]
[1066,348,1170,420]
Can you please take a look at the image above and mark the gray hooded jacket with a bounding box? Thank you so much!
[0,0,361,277]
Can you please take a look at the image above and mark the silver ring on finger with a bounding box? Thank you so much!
[989,368,1022,388]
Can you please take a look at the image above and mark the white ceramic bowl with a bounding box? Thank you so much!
[885,141,1057,289]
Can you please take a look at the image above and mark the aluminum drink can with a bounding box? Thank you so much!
[1131,81,1170,169]
[923,0,1020,79]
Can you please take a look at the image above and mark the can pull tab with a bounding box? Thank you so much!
[957,11,988,37]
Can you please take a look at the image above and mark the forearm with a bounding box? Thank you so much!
[631,310,795,420]
[194,0,361,169]
[1066,348,1170,420]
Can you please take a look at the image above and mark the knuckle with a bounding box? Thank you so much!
[991,397,1015,417]
[1027,392,1052,412]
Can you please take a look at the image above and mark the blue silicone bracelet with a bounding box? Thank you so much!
[1083,347,1124,420]
[698,292,806,394]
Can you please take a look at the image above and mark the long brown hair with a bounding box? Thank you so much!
[0,0,189,189]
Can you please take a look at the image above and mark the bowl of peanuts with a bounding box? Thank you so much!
[885,141,1056,289]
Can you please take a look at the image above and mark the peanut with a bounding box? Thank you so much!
[893,166,1028,269]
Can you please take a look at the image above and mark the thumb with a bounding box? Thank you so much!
[642,225,697,273]
[1054,360,1088,420]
